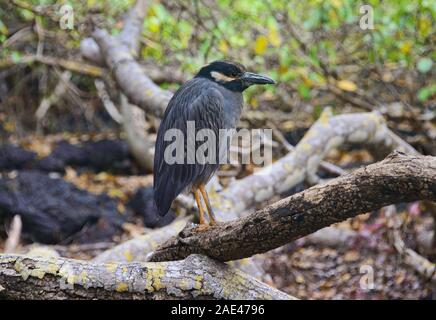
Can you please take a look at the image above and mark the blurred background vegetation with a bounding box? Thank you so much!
[0,0,434,144]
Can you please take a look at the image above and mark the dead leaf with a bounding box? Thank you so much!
[337,80,357,92]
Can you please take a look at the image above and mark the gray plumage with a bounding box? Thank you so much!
[153,78,243,216]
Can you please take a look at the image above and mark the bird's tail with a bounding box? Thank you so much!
[153,184,182,217]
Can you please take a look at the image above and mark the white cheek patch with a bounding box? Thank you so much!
[211,71,236,82]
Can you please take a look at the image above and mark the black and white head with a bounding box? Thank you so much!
[195,60,275,92]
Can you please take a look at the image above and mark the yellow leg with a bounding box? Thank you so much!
[199,183,217,226]
[193,188,207,226]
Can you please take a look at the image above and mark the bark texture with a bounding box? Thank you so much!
[149,152,436,262]
[0,254,294,300]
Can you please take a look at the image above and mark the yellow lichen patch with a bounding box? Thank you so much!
[150,265,166,291]
[67,274,77,285]
[105,263,119,273]
[283,162,293,173]
[2,257,17,264]
[147,239,158,250]
[299,142,312,151]
[318,110,331,126]
[77,271,88,284]
[144,269,155,292]
[220,273,243,299]
[121,266,128,275]
[238,259,249,266]
[302,129,317,140]
[193,275,203,290]
[116,282,129,293]
[179,279,190,291]
[233,271,248,286]
[29,268,46,279]
[58,263,77,285]
[35,260,59,276]
[123,250,133,262]
[14,259,30,280]
[368,112,384,127]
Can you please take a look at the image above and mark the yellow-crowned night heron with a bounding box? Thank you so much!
[153,60,274,229]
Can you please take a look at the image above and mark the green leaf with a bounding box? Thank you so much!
[417,84,436,101]
[11,51,22,63]
[0,18,8,35]
[298,83,311,99]
[417,58,433,73]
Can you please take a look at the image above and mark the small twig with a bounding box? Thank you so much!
[0,54,105,77]
[4,215,22,254]
[384,205,436,283]
[94,79,123,124]
[35,70,70,121]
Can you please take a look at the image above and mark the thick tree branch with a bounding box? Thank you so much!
[149,152,436,262]
[0,254,294,300]
[120,95,155,171]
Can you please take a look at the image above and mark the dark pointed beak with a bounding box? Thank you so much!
[242,72,275,85]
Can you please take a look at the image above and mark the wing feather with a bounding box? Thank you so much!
[153,80,225,216]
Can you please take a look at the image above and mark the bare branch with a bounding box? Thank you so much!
[384,206,436,283]
[120,95,154,171]
[4,216,22,254]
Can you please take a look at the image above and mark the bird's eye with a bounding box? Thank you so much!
[231,71,241,78]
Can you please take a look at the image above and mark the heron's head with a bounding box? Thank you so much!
[195,60,275,92]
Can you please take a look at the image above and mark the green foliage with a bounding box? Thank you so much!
[136,0,435,106]
[3,0,434,108]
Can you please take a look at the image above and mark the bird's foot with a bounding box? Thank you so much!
[194,223,210,232]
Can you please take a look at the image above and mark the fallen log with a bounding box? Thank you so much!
[0,254,294,300]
